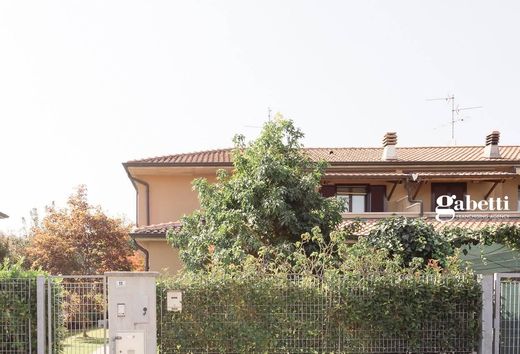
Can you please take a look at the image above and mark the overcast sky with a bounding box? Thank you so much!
[1,0,520,233]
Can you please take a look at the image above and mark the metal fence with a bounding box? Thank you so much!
[497,275,520,354]
[158,274,480,354]
[48,275,107,354]
[0,278,35,354]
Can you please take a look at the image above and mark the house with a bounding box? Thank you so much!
[124,131,520,274]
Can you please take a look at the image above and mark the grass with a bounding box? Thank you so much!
[62,327,108,354]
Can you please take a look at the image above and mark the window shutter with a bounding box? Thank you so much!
[320,185,337,198]
[369,185,386,212]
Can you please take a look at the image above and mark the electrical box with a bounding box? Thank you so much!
[115,331,145,354]
[167,290,182,312]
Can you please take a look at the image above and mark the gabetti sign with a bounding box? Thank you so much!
[435,195,510,222]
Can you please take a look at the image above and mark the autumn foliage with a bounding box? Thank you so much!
[26,186,136,274]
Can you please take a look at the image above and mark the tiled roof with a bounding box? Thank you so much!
[132,217,520,239]
[130,222,181,237]
[324,171,517,179]
[125,146,520,166]
[342,217,520,236]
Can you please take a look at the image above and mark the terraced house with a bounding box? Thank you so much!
[124,131,520,274]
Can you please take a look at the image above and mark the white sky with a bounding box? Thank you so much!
[1,0,520,233]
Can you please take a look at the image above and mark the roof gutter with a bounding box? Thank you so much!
[405,179,424,216]
[123,164,150,226]
[131,236,150,271]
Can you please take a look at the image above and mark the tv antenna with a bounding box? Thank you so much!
[426,94,482,142]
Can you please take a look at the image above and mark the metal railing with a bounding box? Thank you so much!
[496,274,520,354]
[158,274,480,353]
[48,275,107,354]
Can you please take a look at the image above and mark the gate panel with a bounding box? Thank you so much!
[495,274,520,354]
[48,276,107,354]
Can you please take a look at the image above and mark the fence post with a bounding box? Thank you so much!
[36,276,46,354]
[479,274,494,354]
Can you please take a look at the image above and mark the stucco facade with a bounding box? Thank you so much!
[125,133,520,274]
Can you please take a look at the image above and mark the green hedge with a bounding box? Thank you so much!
[157,272,481,353]
[0,260,43,353]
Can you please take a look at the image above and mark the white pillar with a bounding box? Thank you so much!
[479,274,494,354]
[36,276,46,354]
[105,272,159,354]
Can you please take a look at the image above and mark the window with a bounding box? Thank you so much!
[337,186,367,213]
[518,186,520,211]
[431,183,467,211]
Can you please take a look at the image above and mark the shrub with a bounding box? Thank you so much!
[366,216,455,268]
[157,236,481,353]
[0,260,44,353]
[157,269,480,353]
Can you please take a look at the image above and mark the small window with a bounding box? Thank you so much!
[337,186,367,213]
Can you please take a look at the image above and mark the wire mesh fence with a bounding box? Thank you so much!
[48,275,107,354]
[0,278,35,354]
[499,276,520,354]
[158,274,481,354]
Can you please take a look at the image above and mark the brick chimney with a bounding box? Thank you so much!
[382,132,398,160]
[483,131,501,158]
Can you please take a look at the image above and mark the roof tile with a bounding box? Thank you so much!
[126,146,520,166]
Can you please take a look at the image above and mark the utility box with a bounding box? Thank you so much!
[167,290,182,312]
[106,272,158,354]
[115,331,145,354]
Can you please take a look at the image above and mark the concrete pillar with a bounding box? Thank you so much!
[36,276,45,354]
[479,274,494,354]
[105,272,158,354]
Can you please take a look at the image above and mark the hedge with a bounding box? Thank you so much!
[157,271,481,353]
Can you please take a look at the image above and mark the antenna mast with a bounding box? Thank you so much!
[426,94,482,142]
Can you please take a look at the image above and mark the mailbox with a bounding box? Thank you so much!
[167,290,182,312]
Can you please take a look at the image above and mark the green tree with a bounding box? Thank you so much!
[168,116,343,270]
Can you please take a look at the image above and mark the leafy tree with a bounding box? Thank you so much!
[365,216,454,268]
[169,116,343,270]
[26,185,135,274]
[0,233,29,263]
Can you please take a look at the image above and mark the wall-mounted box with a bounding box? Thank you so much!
[167,290,182,312]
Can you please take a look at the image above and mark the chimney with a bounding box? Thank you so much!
[382,132,398,160]
[483,130,501,159]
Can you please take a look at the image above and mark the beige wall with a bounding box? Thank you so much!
[139,239,183,275]
[131,168,519,273]
[134,172,218,226]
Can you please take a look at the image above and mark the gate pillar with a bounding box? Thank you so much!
[105,272,159,354]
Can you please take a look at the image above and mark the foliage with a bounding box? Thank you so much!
[26,185,135,275]
[444,224,520,252]
[365,216,455,268]
[157,238,480,353]
[169,116,343,271]
[0,233,30,264]
[0,260,46,353]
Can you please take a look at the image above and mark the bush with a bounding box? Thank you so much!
[0,260,44,353]
[157,269,480,353]
[366,216,455,268]
[157,235,481,353]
